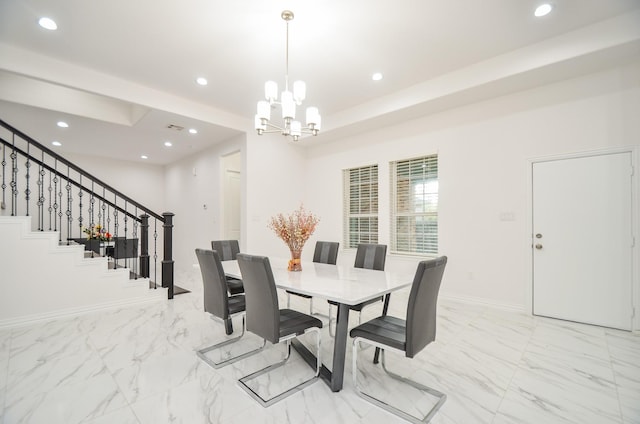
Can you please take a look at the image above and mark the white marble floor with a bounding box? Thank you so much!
[1,266,639,424]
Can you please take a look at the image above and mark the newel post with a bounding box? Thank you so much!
[162,212,175,299]
[139,214,150,279]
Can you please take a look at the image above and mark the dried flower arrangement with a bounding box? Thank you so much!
[268,204,319,271]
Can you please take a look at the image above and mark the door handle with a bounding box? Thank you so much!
[535,244,543,250]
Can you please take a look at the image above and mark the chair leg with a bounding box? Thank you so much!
[238,327,321,407]
[327,304,335,337]
[196,316,266,369]
[224,317,233,335]
[352,337,446,424]
[287,292,291,308]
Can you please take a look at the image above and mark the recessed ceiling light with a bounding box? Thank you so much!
[196,77,208,86]
[164,141,173,147]
[38,17,57,30]
[372,72,383,81]
[57,121,68,128]
[534,3,553,17]
[51,141,62,147]
[188,128,198,134]
[140,155,148,159]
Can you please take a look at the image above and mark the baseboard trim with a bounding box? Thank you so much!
[439,293,526,313]
[0,289,167,330]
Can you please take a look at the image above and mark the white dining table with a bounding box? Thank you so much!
[222,258,414,392]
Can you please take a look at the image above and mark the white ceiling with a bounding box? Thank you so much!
[1,0,639,165]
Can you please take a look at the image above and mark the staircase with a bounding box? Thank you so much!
[0,216,166,328]
[0,119,175,329]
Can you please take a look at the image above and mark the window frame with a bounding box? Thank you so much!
[390,154,439,256]
[343,164,379,249]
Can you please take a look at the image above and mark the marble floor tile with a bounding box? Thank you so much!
[81,406,141,424]
[494,364,623,424]
[8,317,95,365]
[3,372,128,424]
[95,326,187,373]
[3,265,640,424]
[5,348,109,406]
[112,348,215,404]
[130,376,262,424]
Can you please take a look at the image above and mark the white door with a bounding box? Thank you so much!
[224,169,241,241]
[532,152,634,330]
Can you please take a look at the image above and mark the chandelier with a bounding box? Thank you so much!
[254,10,321,142]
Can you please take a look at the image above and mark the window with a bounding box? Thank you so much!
[390,155,438,255]
[343,165,378,248]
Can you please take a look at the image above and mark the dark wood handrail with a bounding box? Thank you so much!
[0,136,141,222]
[0,119,164,222]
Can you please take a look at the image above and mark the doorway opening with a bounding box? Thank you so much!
[221,152,242,243]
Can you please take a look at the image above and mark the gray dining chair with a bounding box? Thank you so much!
[328,243,387,327]
[350,256,448,424]
[286,240,339,313]
[211,239,244,296]
[236,253,323,407]
[194,249,265,368]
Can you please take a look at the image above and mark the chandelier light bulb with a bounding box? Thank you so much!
[293,81,306,104]
[306,107,319,126]
[255,115,266,133]
[281,91,295,120]
[291,121,302,139]
[254,10,321,141]
[265,81,278,102]
[257,101,271,121]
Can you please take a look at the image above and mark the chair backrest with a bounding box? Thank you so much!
[405,256,447,358]
[113,238,138,259]
[71,238,101,254]
[195,249,232,320]
[313,241,339,265]
[211,240,240,261]
[236,254,280,344]
[354,243,387,271]
[85,239,101,254]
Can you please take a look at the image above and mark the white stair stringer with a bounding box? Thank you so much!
[0,216,166,329]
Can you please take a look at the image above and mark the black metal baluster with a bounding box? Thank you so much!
[10,134,18,216]
[1,143,6,211]
[140,214,150,280]
[78,175,84,242]
[123,200,128,270]
[24,142,31,217]
[66,167,72,244]
[89,181,95,238]
[113,195,119,265]
[106,198,111,242]
[96,189,102,237]
[37,151,45,231]
[153,219,158,289]
[47,155,53,230]
[55,160,62,237]
[132,207,139,278]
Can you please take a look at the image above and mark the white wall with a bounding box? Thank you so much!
[302,61,640,310]
[65,152,166,213]
[157,61,639,317]
[164,134,245,272]
[243,132,308,258]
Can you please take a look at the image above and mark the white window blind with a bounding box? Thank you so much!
[390,155,438,255]
[343,165,378,248]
